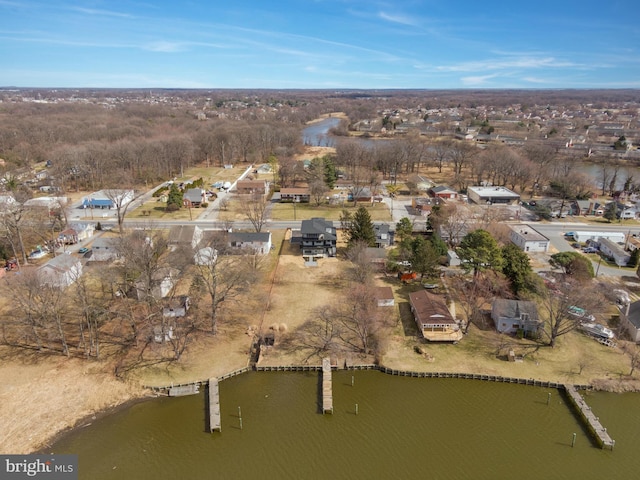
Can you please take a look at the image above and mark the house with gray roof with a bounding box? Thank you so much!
[168,225,203,250]
[38,254,83,288]
[182,188,206,207]
[88,237,120,262]
[299,218,336,260]
[491,299,541,337]
[228,231,272,254]
[374,223,395,248]
[620,301,640,342]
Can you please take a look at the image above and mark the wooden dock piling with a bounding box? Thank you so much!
[563,384,614,449]
[208,378,221,432]
[322,358,333,414]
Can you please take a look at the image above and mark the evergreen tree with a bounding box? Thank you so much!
[166,183,183,212]
[410,235,439,279]
[501,244,533,294]
[346,206,376,247]
[458,229,502,276]
[603,202,619,223]
[322,155,337,189]
[395,217,413,242]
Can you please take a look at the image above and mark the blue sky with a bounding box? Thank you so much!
[1,0,638,89]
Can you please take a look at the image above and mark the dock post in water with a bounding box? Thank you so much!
[208,378,222,433]
[322,357,334,414]
[563,384,614,449]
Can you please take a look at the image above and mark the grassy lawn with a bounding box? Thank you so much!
[270,201,391,221]
[128,199,208,220]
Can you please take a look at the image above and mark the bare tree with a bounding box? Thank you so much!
[243,194,269,232]
[103,188,144,235]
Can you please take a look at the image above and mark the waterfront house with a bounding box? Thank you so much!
[619,301,640,342]
[491,299,541,336]
[408,290,462,342]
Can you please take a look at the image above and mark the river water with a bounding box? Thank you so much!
[50,371,640,480]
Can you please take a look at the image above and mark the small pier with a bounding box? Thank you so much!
[564,384,614,449]
[322,357,333,414]
[208,378,221,432]
[168,383,199,397]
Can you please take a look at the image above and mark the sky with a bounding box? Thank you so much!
[1,0,639,89]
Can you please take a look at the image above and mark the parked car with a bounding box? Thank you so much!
[568,305,595,322]
[564,231,575,238]
[78,247,89,254]
[571,242,581,248]
[582,247,598,254]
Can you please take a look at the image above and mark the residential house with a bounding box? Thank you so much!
[89,237,119,262]
[491,298,541,336]
[70,223,95,242]
[183,188,206,208]
[412,197,444,216]
[280,187,310,203]
[408,290,462,342]
[348,187,374,204]
[620,301,640,342]
[620,206,639,220]
[509,225,550,253]
[467,186,520,205]
[168,225,203,250]
[236,179,268,196]
[574,200,597,216]
[228,231,272,254]
[134,267,180,300]
[300,218,337,260]
[38,254,83,288]
[374,224,395,248]
[429,185,458,200]
[364,247,388,265]
[58,228,78,245]
[599,238,631,266]
[162,295,190,318]
[373,286,395,307]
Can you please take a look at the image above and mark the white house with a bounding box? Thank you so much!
[467,186,520,205]
[228,232,272,254]
[194,246,218,265]
[38,254,83,288]
[571,231,625,243]
[509,225,550,253]
[599,238,631,266]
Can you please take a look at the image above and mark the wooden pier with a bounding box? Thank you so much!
[208,378,222,432]
[168,383,199,397]
[564,384,614,449]
[322,358,333,414]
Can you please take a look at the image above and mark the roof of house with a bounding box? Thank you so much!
[626,300,640,329]
[409,290,455,325]
[374,223,391,235]
[183,188,205,202]
[168,225,200,244]
[301,218,336,238]
[492,298,539,321]
[39,254,80,272]
[237,180,266,188]
[92,237,118,249]
[228,231,271,243]
[430,185,456,194]
[281,187,310,195]
[373,286,394,302]
[467,186,520,199]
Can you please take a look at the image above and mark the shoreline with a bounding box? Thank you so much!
[33,361,640,454]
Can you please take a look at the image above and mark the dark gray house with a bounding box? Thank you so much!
[491,299,541,336]
[374,224,395,248]
[300,218,337,260]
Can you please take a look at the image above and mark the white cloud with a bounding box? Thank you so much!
[378,11,420,27]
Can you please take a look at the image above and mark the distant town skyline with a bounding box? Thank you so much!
[1,1,638,90]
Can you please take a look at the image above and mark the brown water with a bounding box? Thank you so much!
[50,371,640,480]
